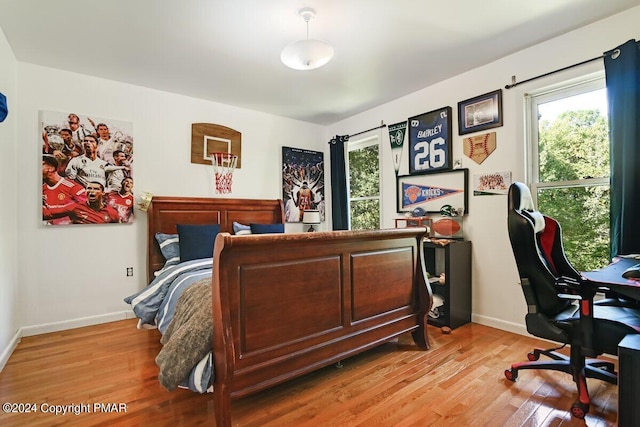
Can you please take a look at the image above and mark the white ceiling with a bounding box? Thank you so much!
[1,0,639,125]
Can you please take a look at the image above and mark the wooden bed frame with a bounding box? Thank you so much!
[147,196,432,427]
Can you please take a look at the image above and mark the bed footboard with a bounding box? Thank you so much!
[211,228,431,426]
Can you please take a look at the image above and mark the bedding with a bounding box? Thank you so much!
[154,233,180,276]
[232,221,251,234]
[156,279,213,393]
[124,258,215,393]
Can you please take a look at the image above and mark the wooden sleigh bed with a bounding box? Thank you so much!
[136,196,432,427]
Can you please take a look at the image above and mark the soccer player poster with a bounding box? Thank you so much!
[40,110,134,225]
[282,146,324,223]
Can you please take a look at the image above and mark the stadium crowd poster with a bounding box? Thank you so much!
[282,146,325,223]
[397,168,468,214]
[388,121,406,176]
[41,110,134,225]
[408,106,452,175]
[473,171,511,196]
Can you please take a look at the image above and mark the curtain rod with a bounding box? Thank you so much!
[505,55,604,89]
[349,121,387,138]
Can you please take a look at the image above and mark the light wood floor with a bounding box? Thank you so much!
[0,319,618,426]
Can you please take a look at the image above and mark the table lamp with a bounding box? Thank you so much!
[302,210,321,232]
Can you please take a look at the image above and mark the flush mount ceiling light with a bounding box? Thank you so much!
[281,7,334,71]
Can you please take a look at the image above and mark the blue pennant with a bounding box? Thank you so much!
[402,183,461,207]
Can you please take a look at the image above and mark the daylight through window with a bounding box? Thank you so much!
[526,74,610,271]
[347,135,381,230]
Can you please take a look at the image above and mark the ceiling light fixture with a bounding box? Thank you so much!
[281,7,334,71]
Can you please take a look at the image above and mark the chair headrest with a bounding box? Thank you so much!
[509,182,545,234]
[509,182,535,211]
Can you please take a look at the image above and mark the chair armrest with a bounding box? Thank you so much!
[556,275,600,300]
[557,293,582,300]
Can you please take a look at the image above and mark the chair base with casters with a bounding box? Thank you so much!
[504,342,617,418]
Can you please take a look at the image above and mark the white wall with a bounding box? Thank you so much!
[326,7,640,334]
[0,26,18,368]
[15,63,324,334]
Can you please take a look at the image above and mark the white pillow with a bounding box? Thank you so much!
[232,221,251,235]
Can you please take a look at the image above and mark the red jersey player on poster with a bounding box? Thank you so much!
[42,154,87,225]
[295,181,314,221]
[108,177,134,223]
[43,181,120,224]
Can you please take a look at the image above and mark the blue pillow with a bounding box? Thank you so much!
[250,223,284,234]
[177,224,220,262]
[154,233,180,276]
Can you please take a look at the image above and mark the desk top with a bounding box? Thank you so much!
[582,256,640,300]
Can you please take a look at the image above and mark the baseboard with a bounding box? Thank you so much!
[471,313,528,336]
[20,310,136,337]
[0,329,22,372]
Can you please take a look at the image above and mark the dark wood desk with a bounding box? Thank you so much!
[581,257,640,301]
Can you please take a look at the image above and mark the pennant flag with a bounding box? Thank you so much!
[388,121,406,175]
[402,183,462,207]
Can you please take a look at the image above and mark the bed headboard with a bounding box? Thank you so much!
[146,196,285,282]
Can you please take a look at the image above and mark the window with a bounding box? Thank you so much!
[346,135,381,230]
[526,74,610,271]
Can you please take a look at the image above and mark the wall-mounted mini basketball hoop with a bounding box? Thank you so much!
[210,152,238,194]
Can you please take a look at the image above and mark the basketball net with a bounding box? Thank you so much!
[210,152,237,194]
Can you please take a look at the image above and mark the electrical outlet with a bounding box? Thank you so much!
[126,267,133,277]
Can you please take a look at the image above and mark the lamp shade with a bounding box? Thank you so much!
[281,39,334,71]
[281,7,334,71]
[302,210,321,224]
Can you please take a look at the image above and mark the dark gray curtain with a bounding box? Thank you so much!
[604,39,640,257]
[329,135,349,230]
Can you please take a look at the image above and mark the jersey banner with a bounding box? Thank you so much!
[41,110,134,225]
[408,106,452,175]
[388,121,407,176]
[282,146,324,223]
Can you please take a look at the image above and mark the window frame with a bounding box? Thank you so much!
[525,72,609,204]
[345,134,382,230]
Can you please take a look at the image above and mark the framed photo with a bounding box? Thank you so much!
[473,170,512,196]
[397,168,468,214]
[408,106,452,174]
[458,89,503,135]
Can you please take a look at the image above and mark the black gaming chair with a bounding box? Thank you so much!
[505,182,640,418]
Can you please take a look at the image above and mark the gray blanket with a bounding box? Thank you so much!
[155,278,213,391]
